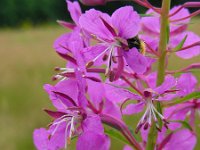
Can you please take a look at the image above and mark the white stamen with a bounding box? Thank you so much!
[105,46,114,75]
[93,46,111,62]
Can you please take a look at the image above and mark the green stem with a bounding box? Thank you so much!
[146,0,171,150]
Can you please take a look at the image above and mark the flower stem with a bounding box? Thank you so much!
[146,0,171,150]
[100,114,142,150]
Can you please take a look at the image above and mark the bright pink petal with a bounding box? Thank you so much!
[111,6,140,39]
[53,33,72,54]
[154,75,176,94]
[67,0,82,25]
[103,99,122,119]
[44,79,78,109]
[174,32,200,59]
[82,115,104,133]
[123,48,148,74]
[33,128,49,150]
[177,73,197,96]
[142,7,190,36]
[123,145,133,150]
[87,79,105,107]
[141,9,160,36]
[104,83,141,103]
[81,45,107,66]
[79,9,113,40]
[123,102,144,115]
[77,131,110,150]
[170,6,190,35]
[164,103,192,130]
[164,129,196,150]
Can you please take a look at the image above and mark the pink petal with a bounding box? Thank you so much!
[67,0,82,25]
[104,83,141,103]
[79,9,113,40]
[177,73,197,96]
[33,128,49,150]
[174,32,200,59]
[44,79,79,109]
[170,6,190,35]
[123,48,148,74]
[111,6,140,39]
[103,99,122,119]
[141,9,160,36]
[77,132,110,150]
[154,75,176,94]
[81,45,107,66]
[164,129,196,150]
[82,115,104,133]
[123,145,133,150]
[87,79,105,107]
[123,102,144,115]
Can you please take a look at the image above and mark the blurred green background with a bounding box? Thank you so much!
[0,0,200,150]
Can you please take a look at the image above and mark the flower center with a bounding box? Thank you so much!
[135,99,169,133]
[50,111,83,149]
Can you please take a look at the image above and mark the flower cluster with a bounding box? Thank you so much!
[33,0,200,150]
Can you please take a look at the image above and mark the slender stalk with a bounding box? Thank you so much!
[100,114,143,150]
[146,0,171,150]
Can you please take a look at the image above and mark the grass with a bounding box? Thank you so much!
[0,18,200,150]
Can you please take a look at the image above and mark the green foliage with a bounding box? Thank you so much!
[164,92,200,107]
[173,35,188,51]
[0,0,194,27]
[0,0,68,27]
[105,127,131,146]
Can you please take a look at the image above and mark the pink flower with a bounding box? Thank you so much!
[57,0,82,29]
[33,69,121,150]
[142,6,190,36]
[124,129,196,150]
[170,31,200,59]
[79,6,148,80]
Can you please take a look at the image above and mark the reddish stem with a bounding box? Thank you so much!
[121,76,144,96]
[170,10,200,22]
[100,113,143,150]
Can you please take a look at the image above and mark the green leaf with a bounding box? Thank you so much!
[166,22,170,44]
[139,14,153,17]
[172,35,187,51]
[164,92,200,107]
[104,128,131,145]
[156,102,163,127]
[170,120,193,131]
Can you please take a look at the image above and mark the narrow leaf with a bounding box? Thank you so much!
[164,92,200,107]
[104,128,131,145]
[173,35,188,51]
[170,120,193,131]
[166,21,170,44]
[139,14,153,17]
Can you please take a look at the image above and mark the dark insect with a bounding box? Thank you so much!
[127,36,146,54]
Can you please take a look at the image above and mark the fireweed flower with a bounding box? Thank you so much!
[57,0,82,29]
[79,6,148,80]
[141,6,200,59]
[105,73,177,133]
[33,69,122,150]
[142,6,190,36]
[34,0,200,149]
[124,76,176,132]
[123,128,196,150]
[164,73,200,130]
[169,31,200,59]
